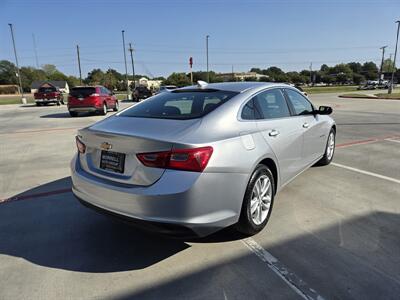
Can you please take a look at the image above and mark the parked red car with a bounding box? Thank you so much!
[34,86,64,106]
[68,86,119,117]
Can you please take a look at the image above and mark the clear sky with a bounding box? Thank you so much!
[0,0,399,78]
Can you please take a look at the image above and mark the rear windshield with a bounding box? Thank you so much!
[38,87,56,93]
[70,87,96,98]
[120,89,238,120]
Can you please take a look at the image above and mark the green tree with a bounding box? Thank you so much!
[258,76,270,82]
[362,62,378,80]
[287,72,306,84]
[66,76,81,88]
[20,67,47,92]
[163,73,191,87]
[42,64,58,76]
[382,58,395,73]
[85,68,105,85]
[347,62,362,74]
[0,60,18,85]
[352,73,365,85]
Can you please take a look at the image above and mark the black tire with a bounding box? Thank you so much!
[69,111,78,117]
[36,102,41,106]
[236,164,275,236]
[113,101,119,112]
[100,103,107,115]
[316,128,336,166]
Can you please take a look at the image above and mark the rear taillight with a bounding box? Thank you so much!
[75,136,86,154]
[137,147,213,172]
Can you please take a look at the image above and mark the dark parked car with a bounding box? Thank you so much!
[132,86,152,102]
[68,86,119,117]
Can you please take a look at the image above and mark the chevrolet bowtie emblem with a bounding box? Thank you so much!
[101,142,112,150]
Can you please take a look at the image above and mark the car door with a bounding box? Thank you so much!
[284,88,326,166]
[253,88,305,185]
[104,87,113,107]
[100,87,109,106]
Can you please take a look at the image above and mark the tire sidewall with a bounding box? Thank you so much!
[239,165,275,234]
[324,129,336,163]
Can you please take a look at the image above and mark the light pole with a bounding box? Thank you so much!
[206,35,210,82]
[122,30,130,100]
[379,45,387,85]
[389,20,400,94]
[76,45,82,85]
[128,43,136,90]
[8,23,25,104]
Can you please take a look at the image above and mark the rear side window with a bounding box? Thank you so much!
[285,89,313,115]
[120,90,238,120]
[38,87,56,93]
[253,89,291,119]
[70,87,96,98]
[241,99,262,120]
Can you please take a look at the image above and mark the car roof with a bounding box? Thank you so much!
[177,82,289,93]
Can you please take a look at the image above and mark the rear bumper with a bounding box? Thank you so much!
[35,98,59,103]
[70,154,247,237]
[68,106,99,112]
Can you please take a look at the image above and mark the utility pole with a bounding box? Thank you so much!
[206,35,210,82]
[232,65,234,81]
[128,43,136,90]
[309,62,313,86]
[8,24,25,104]
[122,30,130,100]
[379,45,387,85]
[32,33,39,68]
[76,45,82,85]
[389,20,400,94]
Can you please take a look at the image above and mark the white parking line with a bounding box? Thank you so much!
[242,238,325,300]
[385,139,400,144]
[331,163,400,184]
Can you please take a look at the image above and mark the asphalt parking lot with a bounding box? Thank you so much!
[0,95,399,300]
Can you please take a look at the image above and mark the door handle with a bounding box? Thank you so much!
[268,129,280,137]
[302,122,309,128]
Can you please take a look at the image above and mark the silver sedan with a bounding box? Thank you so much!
[71,82,336,237]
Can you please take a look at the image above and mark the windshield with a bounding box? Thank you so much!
[70,87,96,98]
[38,87,56,93]
[120,89,238,120]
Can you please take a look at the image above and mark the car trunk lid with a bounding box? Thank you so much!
[77,116,201,186]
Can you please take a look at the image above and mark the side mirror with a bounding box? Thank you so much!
[316,106,333,115]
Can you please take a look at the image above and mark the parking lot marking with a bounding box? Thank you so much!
[336,135,400,149]
[0,188,71,204]
[336,138,378,148]
[242,238,325,300]
[0,127,79,135]
[385,139,400,144]
[331,163,400,184]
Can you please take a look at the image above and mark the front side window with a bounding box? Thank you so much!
[120,89,238,120]
[285,89,314,115]
[253,89,291,119]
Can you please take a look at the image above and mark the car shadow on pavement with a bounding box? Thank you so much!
[115,211,400,300]
[0,177,190,273]
[40,112,94,118]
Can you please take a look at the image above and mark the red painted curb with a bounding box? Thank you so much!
[0,188,71,204]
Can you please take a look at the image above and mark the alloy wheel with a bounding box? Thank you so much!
[250,175,272,225]
[326,132,335,160]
